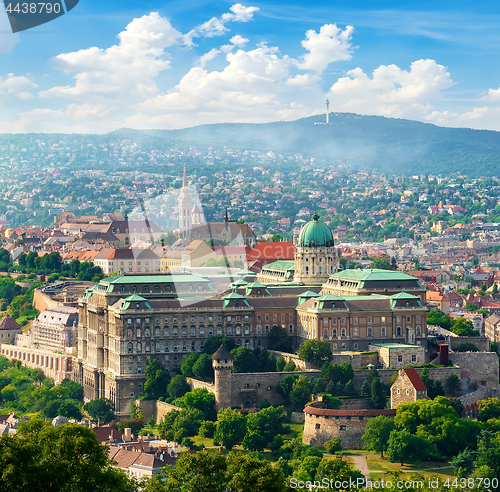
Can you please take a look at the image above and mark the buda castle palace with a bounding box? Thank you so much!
[74,177,427,417]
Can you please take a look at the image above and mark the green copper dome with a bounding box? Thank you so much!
[297,213,334,248]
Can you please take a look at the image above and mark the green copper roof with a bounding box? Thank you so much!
[236,269,256,277]
[262,260,295,272]
[298,289,321,298]
[232,279,249,287]
[390,292,420,299]
[297,213,334,248]
[222,292,250,307]
[329,268,418,282]
[123,295,152,310]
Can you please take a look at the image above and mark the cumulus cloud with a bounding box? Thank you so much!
[0,73,37,98]
[184,4,259,46]
[39,12,181,103]
[481,85,500,101]
[221,34,250,53]
[198,48,221,68]
[295,24,354,73]
[133,45,297,127]
[327,59,454,118]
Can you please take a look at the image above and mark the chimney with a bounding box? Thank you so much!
[124,428,132,441]
[439,344,449,366]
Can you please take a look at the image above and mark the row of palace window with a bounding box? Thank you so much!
[127,324,255,339]
[321,315,422,326]
[126,315,251,325]
[120,284,206,294]
[322,326,422,339]
[126,338,253,355]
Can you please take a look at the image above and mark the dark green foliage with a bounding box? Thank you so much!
[289,375,312,412]
[173,388,216,421]
[387,430,430,465]
[144,359,170,400]
[203,335,237,356]
[420,368,445,399]
[158,408,204,441]
[298,340,332,367]
[84,398,114,424]
[267,326,292,352]
[477,397,500,422]
[371,258,393,270]
[167,375,190,399]
[321,394,342,409]
[192,353,214,380]
[325,380,336,395]
[116,419,144,434]
[451,448,475,475]
[180,353,199,378]
[362,415,396,457]
[445,373,462,395]
[283,359,297,372]
[231,347,258,373]
[243,406,285,451]
[0,419,137,492]
[276,356,286,372]
[370,377,387,409]
[312,377,325,394]
[277,374,299,404]
[324,438,342,454]
[198,420,216,438]
[213,408,246,450]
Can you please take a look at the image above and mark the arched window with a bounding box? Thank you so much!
[237,339,241,346]
[137,342,142,352]
[127,343,133,353]
[332,328,337,338]
[155,327,160,337]
[396,326,402,336]
[305,266,309,274]
[191,341,196,351]
[416,325,421,336]
[166,285,171,292]
[323,328,328,338]
[165,341,169,351]
[155,342,160,352]
[145,328,151,337]
[236,326,241,335]
[143,285,148,292]
[341,328,346,337]
[137,366,142,374]
[127,329,132,338]
[367,326,373,337]
[120,286,125,293]
[145,342,151,352]
[131,286,137,293]
[136,328,141,338]
[198,284,203,291]
[217,325,222,334]
[154,285,160,292]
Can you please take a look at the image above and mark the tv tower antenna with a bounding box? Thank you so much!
[326,99,330,124]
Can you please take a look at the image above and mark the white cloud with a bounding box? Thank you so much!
[0,73,37,98]
[198,48,221,68]
[481,85,500,101]
[221,35,250,53]
[327,59,454,118]
[184,4,259,45]
[134,45,297,127]
[296,24,354,73]
[39,12,181,103]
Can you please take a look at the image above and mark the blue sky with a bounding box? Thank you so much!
[1,0,500,132]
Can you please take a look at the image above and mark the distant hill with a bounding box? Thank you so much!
[111,113,500,176]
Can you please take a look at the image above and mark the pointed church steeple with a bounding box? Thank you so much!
[183,164,187,188]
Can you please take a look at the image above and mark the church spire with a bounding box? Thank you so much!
[183,164,187,188]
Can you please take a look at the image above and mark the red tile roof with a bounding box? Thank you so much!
[0,315,21,331]
[403,368,427,392]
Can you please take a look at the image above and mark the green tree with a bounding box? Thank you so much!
[0,419,137,492]
[180,353,199,378]
[192,354,214,381]
[289,375,312,412]
[144,359,170,400]
[148,449,227,492]
[84,398,114,424]
[298,340,332,367]
[214,408,246,451]
[313,454,364,485]
[174,388,216,421]
[371,257,392,270]
[445,374,462,396]
[243,405,285,450]
[231,347,258,373]
[226,453,288,492]
[362,415,396,457]
[324,438,342,454]
[203,335,237,356]
[277,374,299,404]
[167,375,190,399]
[267,326,292,352]
[276,356,286,372]
[386,430,429,465]
[457,342,479,352]
[370,377,387,409]
[477,398,500,422]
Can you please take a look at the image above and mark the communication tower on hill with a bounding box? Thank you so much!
[326,99,330,124]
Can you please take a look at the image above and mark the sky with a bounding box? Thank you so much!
[1,0,500,133]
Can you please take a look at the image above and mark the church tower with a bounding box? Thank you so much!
[294,212,338,284]
[178,164,192,240]
[212,344,233,410]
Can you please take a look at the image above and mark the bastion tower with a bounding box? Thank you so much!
[212,344,233,410]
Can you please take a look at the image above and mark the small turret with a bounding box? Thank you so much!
[212,344,233,410]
